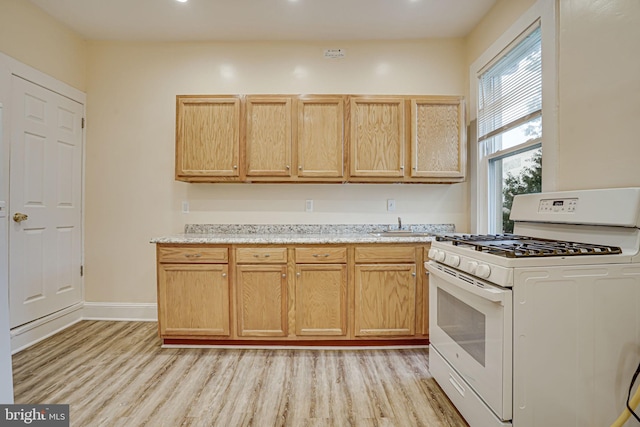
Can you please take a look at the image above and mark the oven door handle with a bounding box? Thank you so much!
[427,261,506,304]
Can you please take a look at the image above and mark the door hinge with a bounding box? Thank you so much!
[80,265,84,277]
[82,117,85,129]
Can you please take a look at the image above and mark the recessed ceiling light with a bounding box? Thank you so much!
[176,0,188,3]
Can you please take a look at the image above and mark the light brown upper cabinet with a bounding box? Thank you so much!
[297,96,345,180]
[175,96,242,182]
[245,96,293,178]
[174,94,465,184]
[349,97,405,179]
[410,97,466,181]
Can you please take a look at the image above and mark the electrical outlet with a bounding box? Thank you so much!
[387,199,396,211]
[181,201,189,213]
[305,200,313,212]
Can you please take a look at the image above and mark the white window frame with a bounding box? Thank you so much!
[469,0,557,234]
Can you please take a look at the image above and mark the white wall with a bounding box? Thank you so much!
[0,0,87,91]
[556,0,640,190]
[466,0,640,193]
[84,39,469,304]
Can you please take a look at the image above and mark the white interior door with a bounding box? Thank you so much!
[9,76,83,328]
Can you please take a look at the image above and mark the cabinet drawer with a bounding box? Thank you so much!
[354,246,416,263]
[236,247,287,263]
[158,246,228,263]
[295,247,347,263]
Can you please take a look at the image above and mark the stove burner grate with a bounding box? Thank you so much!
[436,234,622,258]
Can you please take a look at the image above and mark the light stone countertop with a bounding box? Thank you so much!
[150,223,454,245]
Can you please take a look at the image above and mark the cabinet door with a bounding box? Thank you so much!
[410,97,466,180]
[349,97,405,178]
[295,264,347,336]
[157,263,230,337]
[236,264,288,337]
[297,97,345,179]
[245,96,292,177]
[175,96,241,180]
[354,264,416,337]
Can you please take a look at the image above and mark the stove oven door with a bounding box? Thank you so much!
[427,261,513,421]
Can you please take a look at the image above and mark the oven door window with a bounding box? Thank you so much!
[437,287,486,366]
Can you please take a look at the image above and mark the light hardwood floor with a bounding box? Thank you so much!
[12,321,468,427]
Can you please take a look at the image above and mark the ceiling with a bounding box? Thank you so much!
[28,0,497,42]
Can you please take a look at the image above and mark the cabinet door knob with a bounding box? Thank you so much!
[298,166,302,170]
[233,165,238,169]
[412,272,416,277]
[296,272,301,277]
[222,273,227,277]
[282,273,286,278]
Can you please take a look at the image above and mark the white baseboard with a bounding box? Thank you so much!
[82,302,157,322]
[10,302,157,353]
[10,303,84,354]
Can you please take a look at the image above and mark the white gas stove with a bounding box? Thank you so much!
[426,188,640,427]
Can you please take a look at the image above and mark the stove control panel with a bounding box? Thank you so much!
[538,198,578,213]
[512,188,640,227]
[428,246,513,287]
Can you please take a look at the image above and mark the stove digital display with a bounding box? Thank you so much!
[538,198,578,213]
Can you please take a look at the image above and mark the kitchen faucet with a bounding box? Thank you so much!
[398,217,402,230]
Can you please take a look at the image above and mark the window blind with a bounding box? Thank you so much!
[478,24,542,142]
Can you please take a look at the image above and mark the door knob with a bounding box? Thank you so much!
[13,213,28,223]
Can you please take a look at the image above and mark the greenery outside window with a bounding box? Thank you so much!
[478,23,542,234]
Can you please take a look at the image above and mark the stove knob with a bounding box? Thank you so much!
[428,248,438,259]
[435,251,446,262]
[467,261,478,274]
[476,264,491,279]
[447,254,460,267]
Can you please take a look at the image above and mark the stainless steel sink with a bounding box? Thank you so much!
[368,231,433,237]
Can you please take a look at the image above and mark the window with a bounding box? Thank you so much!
[478,23,542,234]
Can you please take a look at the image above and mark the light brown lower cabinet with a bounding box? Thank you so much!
[156,246,231,337]
[156,243,428,344]
[236,264,288,337]
[353,246,418,337]
[295,264,348,336]
[353,264,416,337]
[235,247,289,337]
